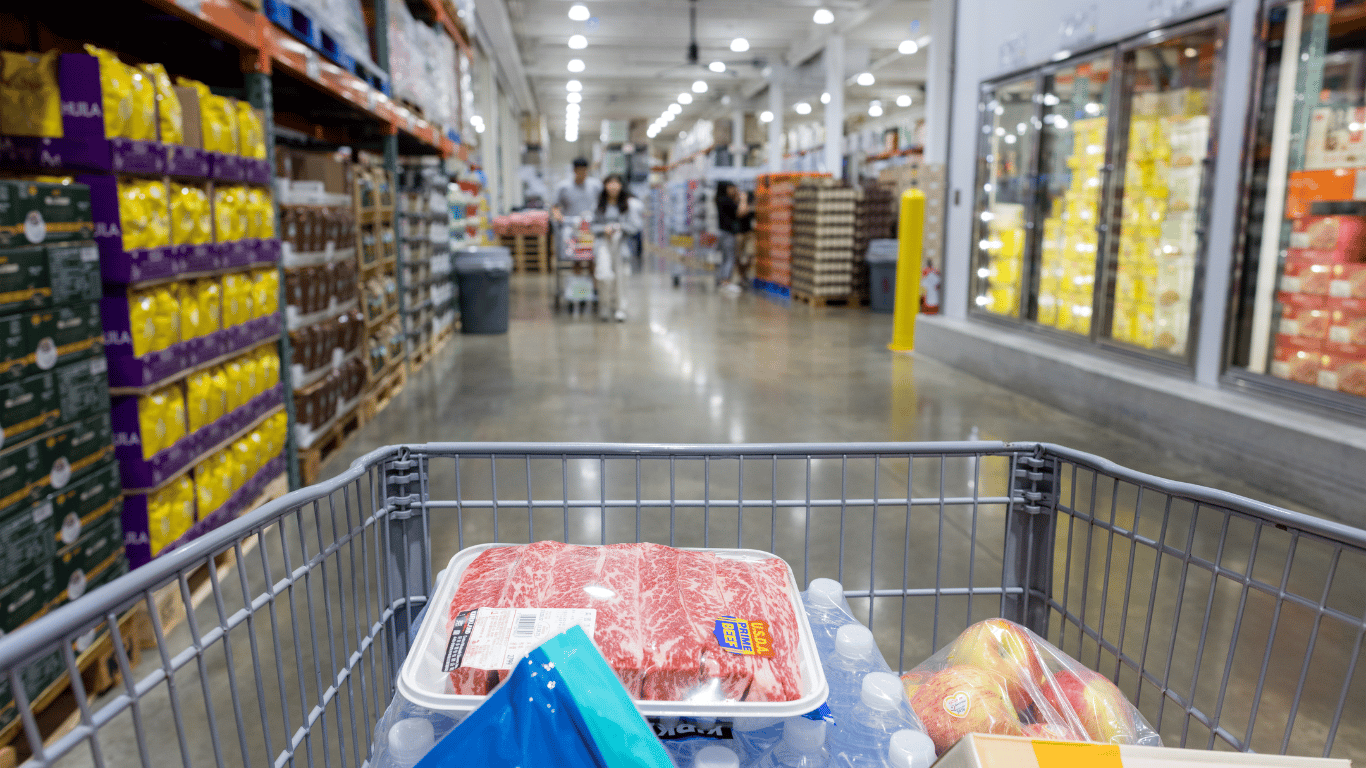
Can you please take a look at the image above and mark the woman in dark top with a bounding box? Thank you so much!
[715,182,748,295]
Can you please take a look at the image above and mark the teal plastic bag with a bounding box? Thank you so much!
[417,625,673,768]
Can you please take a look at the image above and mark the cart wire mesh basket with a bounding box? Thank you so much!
[0,442,1363,767]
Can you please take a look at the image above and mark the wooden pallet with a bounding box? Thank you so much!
[298,405,364,486]
[362,365,407,424]
[409,340,434,372]
[499,234,550,273]
[791,289,854,307]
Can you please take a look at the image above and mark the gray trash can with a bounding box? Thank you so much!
[454,246,514,334]
[866,239,899,314]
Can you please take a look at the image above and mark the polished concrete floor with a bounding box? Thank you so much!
[52,272,1363,768]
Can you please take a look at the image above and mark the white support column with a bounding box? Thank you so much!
[502,96,520,212]
[731,107,745,161]
[824,33,845,178]
[923,0,954,165]
[768,73,785,173]
[483,56,501,217]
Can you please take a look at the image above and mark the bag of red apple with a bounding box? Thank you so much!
[899,619,1160,756]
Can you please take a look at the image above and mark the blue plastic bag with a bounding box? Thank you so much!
[417,625,673,768]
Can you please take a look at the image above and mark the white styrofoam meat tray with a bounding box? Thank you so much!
[397,542,829,719]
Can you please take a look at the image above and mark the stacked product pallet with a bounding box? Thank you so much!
[755,176,796,289]
[398,157,454,368]
[355,160,405,415]
[791,180,857,303]
[278,154,365,479]
[853,183,897,304]
[0,178,124,702]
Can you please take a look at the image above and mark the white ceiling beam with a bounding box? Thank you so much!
[473,0,538,115]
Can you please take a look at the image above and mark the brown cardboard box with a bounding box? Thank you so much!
[292,150,351,194]
[174,86,204,150]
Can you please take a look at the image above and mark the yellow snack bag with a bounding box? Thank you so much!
[142,180,170,248]
[118,179,148,251]
[138,390,169,459]
[179,283,202,340]
[0,50,62,138]
[244,188,265,238]
[162,384,187,447]
[232,186,250,240]
[214,450,238,496]
[256,189,277,238]
[171,185,212,245]
[195,458,221,517]
[253,268,278,316]
[257,347,280,390]
[198,279,222,334]
[171,475,197,530]
[222,272,253,326]
[126,64,157,141]
[129,288,157,357]
[84,45,132,139]
[151,285,181,350]
[208,366,229,419]
[239,354,260,400]
[186,370,215,431]
[214,186,238,242]
[203,95,239,154]
[235,101,266,159]
[224,358,246,412]
[140,63,183,144]
[232,439,254,486]
[147,494,173,555]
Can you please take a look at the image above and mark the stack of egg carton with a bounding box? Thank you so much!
[791,180,857,298]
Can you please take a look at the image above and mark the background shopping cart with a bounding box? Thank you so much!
[0,442,1362,767]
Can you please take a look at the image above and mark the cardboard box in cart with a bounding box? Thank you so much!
[934,734,1350,768]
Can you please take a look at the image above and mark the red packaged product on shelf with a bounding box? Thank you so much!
[1288,210,1366,263]
[1277,292,1330,340]
[1327,297,1366,348]
[1330,262,1366,299]
[1319,345,1366,396]
[1271,334,1324,385]
[1282,256,1333,295]
[445,541,804,703]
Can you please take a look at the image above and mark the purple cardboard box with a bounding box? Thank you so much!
[254,238,282,264]
[123,452,285,569]
[166,145,212,179]
[79,174,182,284]
[243,159,271,186]
[100,302,276,389]
[179,242,225,274]
[62,54,164,172]
[210,153,243,182]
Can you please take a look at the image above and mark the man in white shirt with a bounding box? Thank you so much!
[552,158,602,222]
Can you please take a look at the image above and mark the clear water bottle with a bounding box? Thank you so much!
[695,744,742,768]
[825,625,878,712]
[803,579,853,656]
[733,717,785,764]
[755,717,831,768]
[380,718,436,768]
[886,730,936,768]
[828,673,918,766]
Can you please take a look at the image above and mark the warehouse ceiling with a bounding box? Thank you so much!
[503,0,932,142]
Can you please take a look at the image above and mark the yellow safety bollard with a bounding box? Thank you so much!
[888,188,923,352]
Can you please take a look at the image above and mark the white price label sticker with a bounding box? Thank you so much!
[444,607,596,672]
[305,50,321,81]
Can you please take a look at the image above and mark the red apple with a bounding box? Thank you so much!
[1020,722,1088,742]
[901,669,933,702]
[1040,669,1138,744]
[909,665,1024,755]
[945,619,1046,712]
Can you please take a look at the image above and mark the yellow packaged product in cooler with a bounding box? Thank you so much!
[0,50,62,138]
[197,279,222,334]
[239,353,260,400]
[141,63,182,144]
[84,45,132,139]
[185,370,218,432]
[235,101,266,159]
[253,268,279,316]
[223,358,246,412]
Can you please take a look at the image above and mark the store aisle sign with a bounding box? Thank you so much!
[1285,169,1363,220]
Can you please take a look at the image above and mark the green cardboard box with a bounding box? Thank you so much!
[0,243,101,315]
[0,357,109,446]
[0,181,93,249]
[54,514,125,604]
[50,457,120,543]
[0,561,59,634]
[0,303,102,380]
[0,433,46,518]
[0,499,59,587]
[40,413,115,492]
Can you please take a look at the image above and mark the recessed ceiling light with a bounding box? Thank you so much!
[669,103,682,114]
[899,39,919,55]
[820,92,830,104]
[709,61,727,73]
[567,92,582,103]
[856,72,875,86]
[692,80,708,93]
[1184,47,1198,57]
[731,38,749,52]
[759,110,773,123]
[569,34,587,50]
[869,102,883,117]
[678,93,693,104]
[568,59,585,72]
[813,8,834,24]
[566,80,582,92]
[568,3,590,21]
[896,94,912,107]
[795,102,811,114]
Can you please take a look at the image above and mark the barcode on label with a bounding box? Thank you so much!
[513,612,537,637]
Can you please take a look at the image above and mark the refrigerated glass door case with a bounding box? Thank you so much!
[970,77,1040,319]
[1100,19,1227,362]
[1032,54,1116,336]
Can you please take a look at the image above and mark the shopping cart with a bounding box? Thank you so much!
[1,442,1363,767]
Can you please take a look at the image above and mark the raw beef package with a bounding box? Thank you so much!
[442,541,806,704]
[900,619,1160,756]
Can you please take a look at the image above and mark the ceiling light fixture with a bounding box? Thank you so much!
[813,8,834,24]
[795,101,811,115]
[856,72,875,86]
[669,103,682,114]
[820,92,830,104]
[678,93,693,104]
[567,92,582,103]
[568,3,590,21]
[692,80,708,93]
[759,110,774,123]
[869,101,883,117]
[731,38,749,52]
[709,61,727,73]
[566,80,582,92]
[896,94,912,107]
[899,39,919,55]
[568,59,585,72]
[568,34,587,49]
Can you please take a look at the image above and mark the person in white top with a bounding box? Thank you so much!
[552,158,603,222]
[590,174,642,322]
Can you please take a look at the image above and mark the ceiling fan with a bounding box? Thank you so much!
[654,0,764,78]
